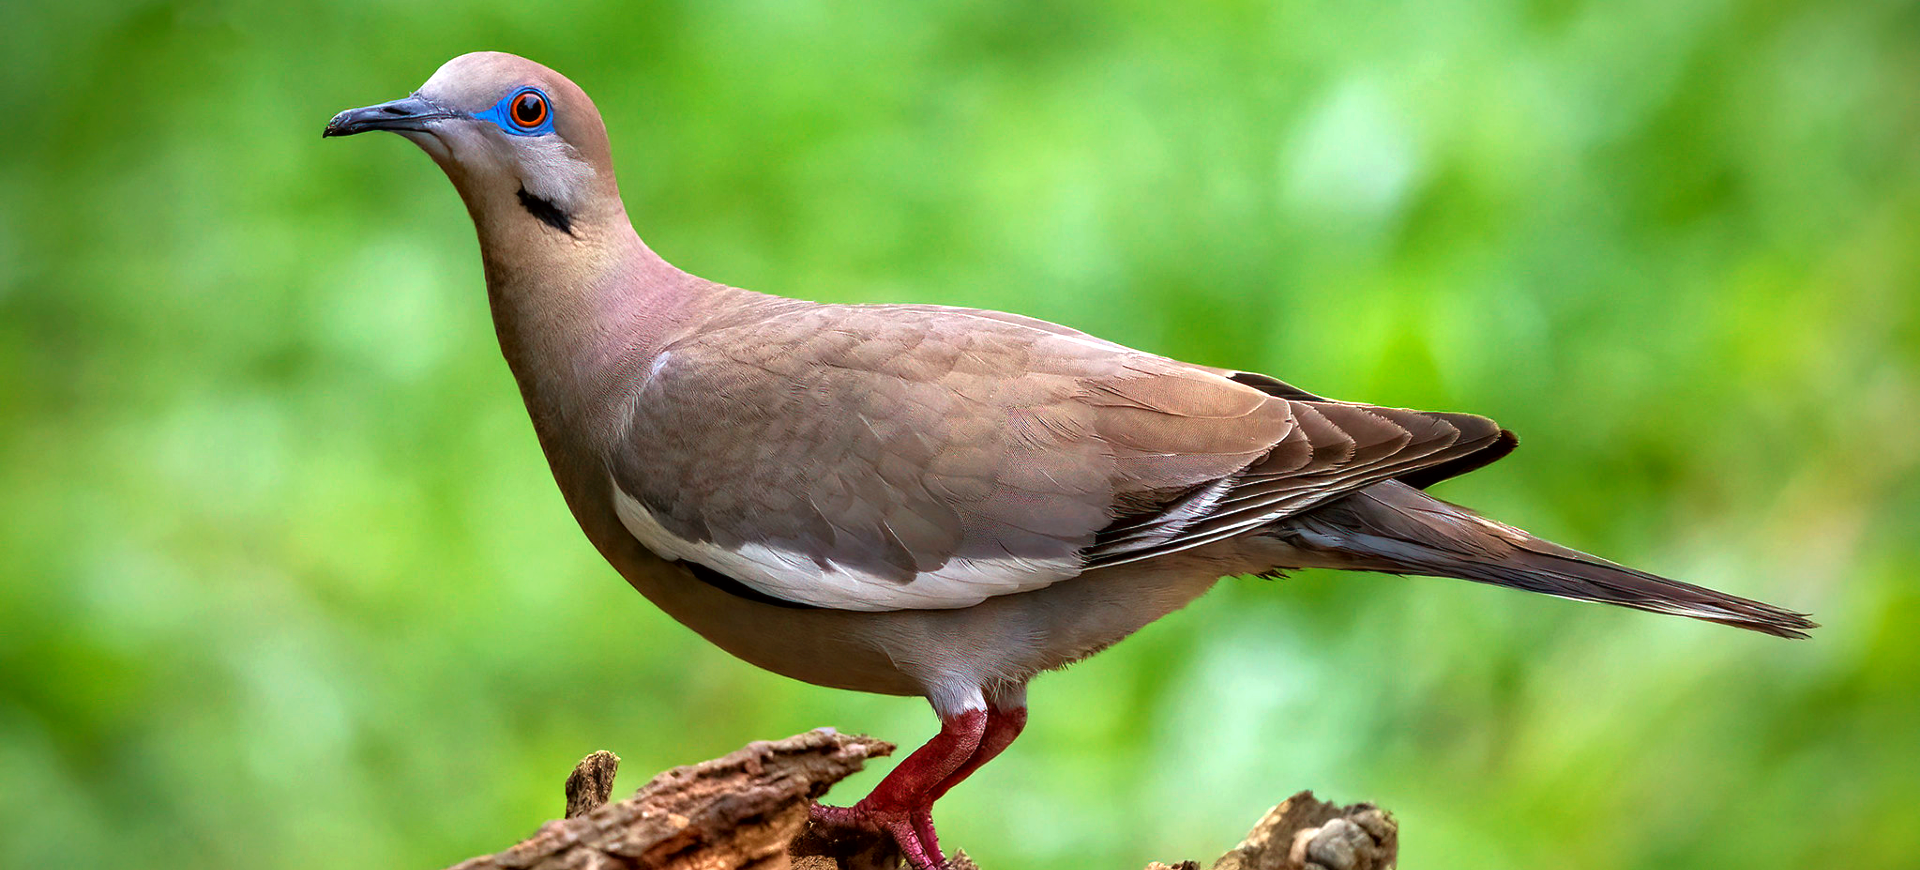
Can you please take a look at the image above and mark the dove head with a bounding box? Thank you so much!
[327,52,624,244]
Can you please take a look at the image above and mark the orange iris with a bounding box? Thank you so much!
[511,92,547,129]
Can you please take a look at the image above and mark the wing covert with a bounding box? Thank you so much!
[605,302,1506,610]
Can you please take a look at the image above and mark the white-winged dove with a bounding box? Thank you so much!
[327,52,1813,868]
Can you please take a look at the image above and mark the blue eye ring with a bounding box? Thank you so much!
[483,87,555,136]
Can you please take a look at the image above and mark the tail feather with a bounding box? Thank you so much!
[1435,533,1816,638]
[1274,482,1817,639]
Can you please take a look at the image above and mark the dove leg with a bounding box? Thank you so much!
[909,695,1029,860]
[811,707,988,868]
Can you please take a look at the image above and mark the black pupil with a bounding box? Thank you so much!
[514,94,543,125]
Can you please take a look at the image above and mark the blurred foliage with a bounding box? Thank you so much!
[2,0,1916,868]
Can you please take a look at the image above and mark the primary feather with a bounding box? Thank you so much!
[602,295,1515,612]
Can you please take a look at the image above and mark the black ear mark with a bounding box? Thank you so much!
[516,185,574,235]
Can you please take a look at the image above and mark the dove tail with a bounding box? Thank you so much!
[1271,482,1817,639]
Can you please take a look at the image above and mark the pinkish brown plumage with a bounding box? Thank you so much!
[328,52,1814,868]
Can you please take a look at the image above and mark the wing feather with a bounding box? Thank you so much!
[608,300,1510,610]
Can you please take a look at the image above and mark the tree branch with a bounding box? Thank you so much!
[439,731,1397,870]
[445,729,892,870]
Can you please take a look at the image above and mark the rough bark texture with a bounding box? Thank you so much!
[1208,792,1397,870]
[444,729,892,870]
[565,750,622,819]
[440,732,1397,870]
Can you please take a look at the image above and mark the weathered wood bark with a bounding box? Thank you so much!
[439,731,1397,870]
[564,750,622,819]
[444,729,892,870]
[1207,792,1397,870]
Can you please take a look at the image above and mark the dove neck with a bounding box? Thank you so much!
[479,220,708,443]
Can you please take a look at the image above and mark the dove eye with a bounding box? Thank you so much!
[511,91,547,128]
[488,87,554,136]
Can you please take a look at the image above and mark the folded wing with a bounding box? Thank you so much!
[608,303,1506,610]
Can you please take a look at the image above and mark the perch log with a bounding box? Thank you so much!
[440,730,1397,870]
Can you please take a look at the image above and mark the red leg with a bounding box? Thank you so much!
[910,704,1028,858]
[810,708,987,868]
[930,704,1027,801]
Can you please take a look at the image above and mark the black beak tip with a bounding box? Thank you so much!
[323,107,377,139]
[321,113,351,139]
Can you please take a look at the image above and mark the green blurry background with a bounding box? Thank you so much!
[3,0,1916,867]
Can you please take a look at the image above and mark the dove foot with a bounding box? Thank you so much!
[806,700,1030,869]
